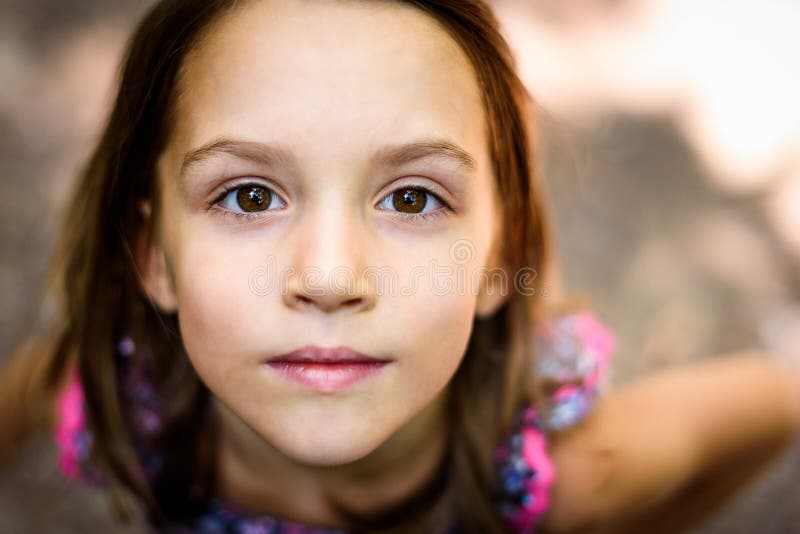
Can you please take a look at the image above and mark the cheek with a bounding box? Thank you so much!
[171,233,262,374]
[406,296,474,386]
[387,261,479,394]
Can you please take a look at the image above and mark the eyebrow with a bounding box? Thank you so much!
[179,136,478,183]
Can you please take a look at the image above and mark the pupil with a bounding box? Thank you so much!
[237,186,270,212]
[392,188,427,213]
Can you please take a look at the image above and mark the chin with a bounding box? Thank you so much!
[286,444,376,467]
[244,396,408,467]
[264,423,388,467]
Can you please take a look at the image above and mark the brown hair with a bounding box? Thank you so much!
[0,0,576,532]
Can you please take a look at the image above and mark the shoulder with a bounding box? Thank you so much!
[52,361,106,485]
[53,362,87,479]
[532,309,625,532]
[533,310,615,432]
[536,309,618,531]
[494,309,617,533]
[536,393,625,532]
[493,405,556,532]
[52,337,166,487]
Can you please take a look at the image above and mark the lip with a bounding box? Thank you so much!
[266,345,387,364]
[263,346,392,392]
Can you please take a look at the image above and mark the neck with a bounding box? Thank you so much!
[213,387,451,530]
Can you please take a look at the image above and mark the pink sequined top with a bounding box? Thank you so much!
[54,311,615,533]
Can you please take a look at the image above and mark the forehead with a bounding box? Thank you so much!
[165,0,486,176]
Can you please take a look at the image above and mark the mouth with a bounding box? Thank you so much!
[263,345,392,392]
[266,345,387,364]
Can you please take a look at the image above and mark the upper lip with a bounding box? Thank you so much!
[266,345,387,364]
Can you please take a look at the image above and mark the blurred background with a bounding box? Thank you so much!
[1,0,798,531]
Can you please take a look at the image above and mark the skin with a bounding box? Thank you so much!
[140,0,508,527]
[540,352,800,533]
[28,1,800,531]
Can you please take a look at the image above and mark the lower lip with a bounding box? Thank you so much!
[264,361,391,392]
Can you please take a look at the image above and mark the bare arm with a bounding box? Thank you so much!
[539,350,800,533]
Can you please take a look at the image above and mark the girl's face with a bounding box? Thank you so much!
[144,0,506,466]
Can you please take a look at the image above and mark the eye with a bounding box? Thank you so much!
[376,186,452,222]
[212,182,287,217]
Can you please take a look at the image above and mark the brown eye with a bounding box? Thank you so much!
[391,188,427,213]
[235,186,272,212]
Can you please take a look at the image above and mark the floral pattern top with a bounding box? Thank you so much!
[54,311,614,533]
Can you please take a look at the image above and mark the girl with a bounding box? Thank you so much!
[1,0,799,533]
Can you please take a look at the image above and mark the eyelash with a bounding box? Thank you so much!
[206,181,453,224]
[207,181,285,224]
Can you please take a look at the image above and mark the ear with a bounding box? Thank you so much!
[475,265,511,319]
[475,238,511,319]
[135,199,179,314]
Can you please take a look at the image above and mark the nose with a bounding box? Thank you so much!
[282,207,377,315]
